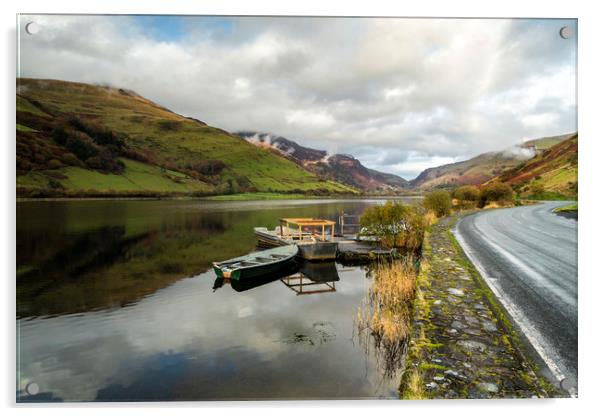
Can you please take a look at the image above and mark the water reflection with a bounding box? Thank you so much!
[281,260,340,296]
[16,198,418,401]
[17,199,396,318]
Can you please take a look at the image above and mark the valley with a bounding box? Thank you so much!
[16,78,577,201]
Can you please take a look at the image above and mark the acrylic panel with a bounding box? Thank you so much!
[16,15,577,402]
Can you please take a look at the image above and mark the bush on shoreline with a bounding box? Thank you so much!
[359,201,426,251]
[453,185,481,208]
[423,190,452,217]
[478,181,514,207]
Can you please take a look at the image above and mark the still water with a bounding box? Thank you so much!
[17,198,417,401]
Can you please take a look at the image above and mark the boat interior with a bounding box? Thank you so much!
[220,253,291,270]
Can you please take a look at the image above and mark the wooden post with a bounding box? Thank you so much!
[331,224,334,239]
[299,224,302,240]
[322,224,325,240]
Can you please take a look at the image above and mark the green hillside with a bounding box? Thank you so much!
[16,78,356,198]
[410,133,578,191]
[523,133,574,150]
[497,133,578,199]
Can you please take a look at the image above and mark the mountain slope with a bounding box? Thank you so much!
[523,133,574,150]
[496,133,577,198]
[410,152,522,189]
[409,134,575,190]
[236,131,408,192]
[16,78,355,197]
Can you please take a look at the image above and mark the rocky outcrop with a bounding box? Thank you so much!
[237,131,409,192]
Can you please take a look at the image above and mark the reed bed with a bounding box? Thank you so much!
[355,257,418,378]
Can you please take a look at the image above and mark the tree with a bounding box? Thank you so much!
[453,185,480,202]
[423,190,452,217]
[360,201,425,250]
[479,181,514,206]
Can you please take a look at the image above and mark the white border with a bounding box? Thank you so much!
[3,1,601,415]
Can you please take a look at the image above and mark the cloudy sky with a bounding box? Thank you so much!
[18,15,576,179]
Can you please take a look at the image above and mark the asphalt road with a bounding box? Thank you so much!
[454,202,577,391]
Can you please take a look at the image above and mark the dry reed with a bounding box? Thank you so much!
[355,258,418,378]
[423,210,437,227]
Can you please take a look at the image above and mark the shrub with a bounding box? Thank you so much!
[157,120,180,131]
[479,181,514,207]
[68,116,125,149]
[189,159,226,176]
[360,201,425,250]
[61,152,84,167]
[65,132,98,161]
[530,182,544,194]
[47,159,62,170]
[51,125,69,145]
[453,185,480,202]
[85,150,125,174]
[47,178,64,190]
[45,171,67,180]
[16,156,31,171]
[423,190,452,217]
[123,147,158,164]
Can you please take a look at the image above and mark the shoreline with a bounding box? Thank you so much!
[16,193,424,203]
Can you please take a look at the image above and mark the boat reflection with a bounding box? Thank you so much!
[213,259,342,296]
[212,261,300,293]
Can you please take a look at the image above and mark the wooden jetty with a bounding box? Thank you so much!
[255,218,338,261]
[254,214,396,264]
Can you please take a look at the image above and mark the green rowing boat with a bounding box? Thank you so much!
[212,245,298,281]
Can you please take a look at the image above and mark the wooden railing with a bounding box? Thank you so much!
[338,211,361,236]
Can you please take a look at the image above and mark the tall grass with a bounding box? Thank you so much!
[355,257,417,378]
[423,210,437,227]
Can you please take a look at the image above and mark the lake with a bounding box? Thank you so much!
[16,198,419,401]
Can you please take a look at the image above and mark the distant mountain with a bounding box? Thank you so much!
[236,131,409,192]
[16,79,356,197]
[409,134,575,190]
[496,133,577,198]
[366,168,410,189]
[409,152,523,190]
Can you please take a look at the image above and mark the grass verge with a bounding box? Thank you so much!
[399,229,433,399]
[446,219,558,397]
[554,203,577,213]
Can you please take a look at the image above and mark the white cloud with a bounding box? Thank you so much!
[18,16,577,179]
[286,109,335,128]
[386,153,459,179]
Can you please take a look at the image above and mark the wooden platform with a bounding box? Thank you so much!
[334,236,396,262]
